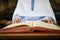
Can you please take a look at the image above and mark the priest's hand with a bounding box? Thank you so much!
[12,18,21,23]
[43,18,56,24]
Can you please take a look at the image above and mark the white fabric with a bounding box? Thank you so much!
[12,0,56,23]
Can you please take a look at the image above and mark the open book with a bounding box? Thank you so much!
[0,21,60,33]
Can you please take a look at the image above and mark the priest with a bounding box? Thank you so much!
[12,0,56,24]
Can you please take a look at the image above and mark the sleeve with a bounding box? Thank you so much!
[12,0,21,22]
[44,0,56,23]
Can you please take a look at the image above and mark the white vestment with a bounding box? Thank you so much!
[12,0,56,23]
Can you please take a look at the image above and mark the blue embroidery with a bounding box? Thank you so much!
[31,0,34,11]
[18,16,55,22]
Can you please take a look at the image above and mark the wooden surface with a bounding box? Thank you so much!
[0,33,60,36]
[0,33,60,40]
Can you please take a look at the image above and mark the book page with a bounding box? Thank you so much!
[3,21,33,29]
[3,21,60,30]
[33,21,60,30]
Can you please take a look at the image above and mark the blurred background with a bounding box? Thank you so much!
[0,0,60,28]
